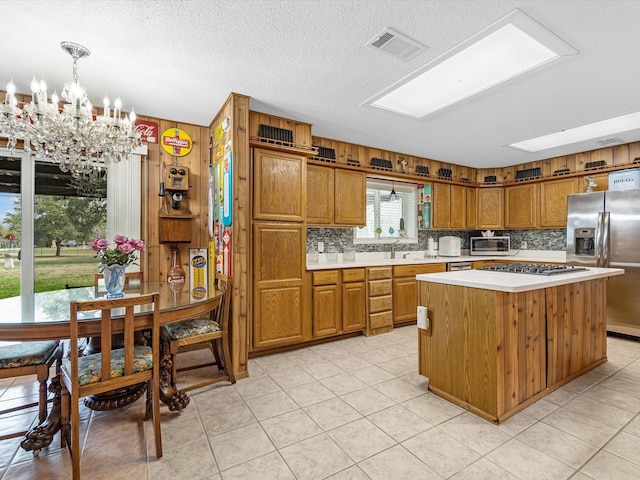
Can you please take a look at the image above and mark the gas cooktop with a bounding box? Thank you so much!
[481,263,588,276]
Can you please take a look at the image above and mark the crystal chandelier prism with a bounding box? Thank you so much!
[0,41,140,177]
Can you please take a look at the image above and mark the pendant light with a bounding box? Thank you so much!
[390,181,397,201]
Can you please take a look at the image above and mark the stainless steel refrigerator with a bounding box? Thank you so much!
[566,189,640,337]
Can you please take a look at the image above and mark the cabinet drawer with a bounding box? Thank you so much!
[369,311,393,329]
[368,267,392,280]
[368,279,392,296]
[369,295,392,313]
[393,263,446,277]
[313,270,339,286]
[342,268,365,283]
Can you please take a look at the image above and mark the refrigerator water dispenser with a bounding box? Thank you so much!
[575,228,595,256]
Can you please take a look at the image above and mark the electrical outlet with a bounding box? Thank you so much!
[521,241,528,249]
[417,306,428,330]
[318,241,324,253]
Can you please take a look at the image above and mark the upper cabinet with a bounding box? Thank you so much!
[306,165,366,226]
[432,183,467,229]
[539,178,579,228]
[253,148,306,222]
[477,187,504,230]
[466,187,478,230]
[505,184,538,229]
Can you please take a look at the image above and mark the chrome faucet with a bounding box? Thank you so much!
[390,240,400,259]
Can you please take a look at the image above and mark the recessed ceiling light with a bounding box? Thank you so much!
[361,9,577,118]
[508,112,640,152]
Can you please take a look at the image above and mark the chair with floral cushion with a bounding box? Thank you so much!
[0,340,63,447]
[60,293,162,480]
[162,275,236,392]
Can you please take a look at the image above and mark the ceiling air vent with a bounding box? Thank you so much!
[596,137,624,147]
[367,27,429,62]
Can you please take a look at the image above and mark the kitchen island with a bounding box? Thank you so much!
[416,266,624,423]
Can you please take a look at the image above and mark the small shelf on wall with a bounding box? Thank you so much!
[158,214,196,243]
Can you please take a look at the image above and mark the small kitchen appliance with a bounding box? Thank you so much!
[470,236,511,255]
[438,236,461,257]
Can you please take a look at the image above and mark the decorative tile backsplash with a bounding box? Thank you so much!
[307,228,567,253]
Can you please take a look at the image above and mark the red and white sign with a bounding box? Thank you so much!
[135,120,158,143]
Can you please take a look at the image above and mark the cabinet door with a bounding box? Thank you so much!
[432,183,451,229]
[393,277,418,324]
[253,223,309,349]
[450,185,467,229]
[306,165,334,224]
[505,184,538,229]
[253,148,305,222]
[540,178,578,228]
[466,187,478,230]
[335,169,366,226]
[477,187,504,229]
[313,284,341,337]
[342,281,365,333]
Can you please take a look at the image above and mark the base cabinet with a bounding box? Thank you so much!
[366,267,393,336]
[342,269,366,333]
[393,263,446,325]
[418,278,608,423]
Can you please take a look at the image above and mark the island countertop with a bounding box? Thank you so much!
[416,266,624,293]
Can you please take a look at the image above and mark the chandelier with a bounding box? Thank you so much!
[0,41,140,178]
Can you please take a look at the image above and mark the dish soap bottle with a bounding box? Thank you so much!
[167,247,186,289]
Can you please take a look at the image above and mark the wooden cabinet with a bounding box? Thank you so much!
[342,269,366,333]
[366,267,393,336]
[477,187,504,229]
[539,178,578,228]
[393,263,446,325]
[505,184,538,229]
[306,165,334,224]
[432,183,467,229]
[252,223,309,350]
[253,148,306,222]
[312,270,341,338]
[335,169,366,226]
[306,166,366,226]
[466,187,478,230]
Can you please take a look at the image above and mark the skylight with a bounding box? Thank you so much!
[361,9,577,118]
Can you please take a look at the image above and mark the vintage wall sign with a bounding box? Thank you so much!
[135,120,158,143]
[161,128,193,157]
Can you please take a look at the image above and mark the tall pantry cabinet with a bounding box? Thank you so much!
[250,116,316,351]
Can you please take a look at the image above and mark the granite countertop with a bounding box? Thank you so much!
[306,250,567,270]
[416,266,624,293]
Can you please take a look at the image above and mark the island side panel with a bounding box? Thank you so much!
[546,279,607,388]
[498,289,547,416]
[418,282,499,418]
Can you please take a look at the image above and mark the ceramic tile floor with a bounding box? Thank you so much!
[2,325,640,480]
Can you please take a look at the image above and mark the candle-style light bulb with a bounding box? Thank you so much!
[6,81,15,95]
[31,77,40,107]
[39,79,47,104]
[114,97,122,122]
[85,99,92,115]
[103,95,110,117]
[51,91,59,107]
[129,108,136,134]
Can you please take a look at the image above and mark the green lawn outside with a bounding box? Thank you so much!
[0,247,98,299]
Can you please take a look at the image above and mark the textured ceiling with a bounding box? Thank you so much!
[2,0,640,168]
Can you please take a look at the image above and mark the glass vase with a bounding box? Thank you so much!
[101,264,127,298]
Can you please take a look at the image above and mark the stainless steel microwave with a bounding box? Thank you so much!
[470,236,511,255]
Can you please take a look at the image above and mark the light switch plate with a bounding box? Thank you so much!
[417,306,428,330]
[318,241,324,253]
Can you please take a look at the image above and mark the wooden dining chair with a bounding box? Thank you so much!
[162,275,236,392]
[0,340,63,449]
[94,271,143,296]
[60,293,162,480]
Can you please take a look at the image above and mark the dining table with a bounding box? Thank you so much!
[0,282,223,454]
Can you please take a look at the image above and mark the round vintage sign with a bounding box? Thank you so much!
[161,128,193,157]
